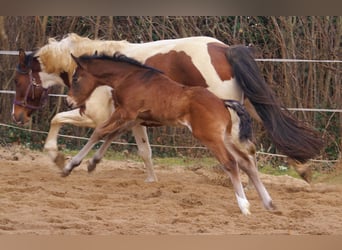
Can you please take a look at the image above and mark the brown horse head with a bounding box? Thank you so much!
[67,53,148,109]
[12,49,51,124]
[12,49,72,124]
[66,53,98,109]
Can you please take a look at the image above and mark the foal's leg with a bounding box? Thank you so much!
[226,139,275,211]
[86,132,120,173]
[62,128,103,177]
[200,137,251,215]
[86,124,157,182]
[44,109,96,168]
[62,108,136,176]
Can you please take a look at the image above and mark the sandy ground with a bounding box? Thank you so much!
[0,145,341,235]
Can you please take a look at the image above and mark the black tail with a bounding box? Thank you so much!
[225,45,323,163]
[224,99,252,142]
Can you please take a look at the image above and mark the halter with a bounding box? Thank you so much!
[13,66,50,110]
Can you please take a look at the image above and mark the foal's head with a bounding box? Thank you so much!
[12,49,49,124]
[67,53,164,109]
[66,54,100,109]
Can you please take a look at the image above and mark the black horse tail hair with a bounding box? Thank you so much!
[224,100,252,142]
[225,45,323,163]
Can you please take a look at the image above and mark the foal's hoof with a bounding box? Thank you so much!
[87,160,97,173]
[298,168,312,183]
[54,152,66,170]
[266,200,278,212]
[60,168,71,177]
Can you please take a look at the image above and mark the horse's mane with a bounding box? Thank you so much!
[78,53,164,74]
[35,33,128,77]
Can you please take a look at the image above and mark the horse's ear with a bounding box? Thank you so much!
[18,48,26,66]
[71,53,83,69]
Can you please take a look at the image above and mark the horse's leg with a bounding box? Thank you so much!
[131,125,157,182]
[219,157,250,215]
[226,139,275,211]
[62,129,102,177]
[86,124,135,173]
[198,136,250,215]
[227,110,255,190]
[86,124,157,182]
[86,132,118,173]
[62,109,133,177]
[44,109,96,168]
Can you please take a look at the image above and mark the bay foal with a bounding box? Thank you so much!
[66,53,275,215]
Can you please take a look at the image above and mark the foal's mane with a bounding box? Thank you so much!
[78,53,164,74]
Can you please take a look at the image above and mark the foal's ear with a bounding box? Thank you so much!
[18,48,26,67]
[71,53,83,69]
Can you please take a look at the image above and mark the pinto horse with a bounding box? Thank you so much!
[66,53,275,215]
[12,33,322,181]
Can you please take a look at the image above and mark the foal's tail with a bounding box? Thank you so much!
[224,99,252,142]
[225,45,323,163]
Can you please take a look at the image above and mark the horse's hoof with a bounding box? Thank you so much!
[54,152,66,169]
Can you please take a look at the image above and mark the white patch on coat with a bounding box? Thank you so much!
[39,72,65,88]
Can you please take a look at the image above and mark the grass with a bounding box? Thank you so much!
[55,147,342,184]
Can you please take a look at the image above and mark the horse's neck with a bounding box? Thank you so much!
[91,63,139,88]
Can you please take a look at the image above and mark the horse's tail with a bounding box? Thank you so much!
[224,99,252,142]
[225,45,323,163]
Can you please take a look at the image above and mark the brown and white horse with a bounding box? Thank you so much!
[12,33,322,181]
[66,53,275,215]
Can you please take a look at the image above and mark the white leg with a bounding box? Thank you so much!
[222,166,251,215]
[227,141,275,211]
[235,192,251,216]
[131,125,157,182]
[44,109,96,167]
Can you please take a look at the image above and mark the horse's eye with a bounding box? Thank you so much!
[72,76,78,84]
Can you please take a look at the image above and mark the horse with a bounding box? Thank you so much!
[66,53,276,215]
[12,33,322,181]
[13,49,158,182]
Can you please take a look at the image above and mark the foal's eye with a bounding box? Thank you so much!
[72,76,78,84]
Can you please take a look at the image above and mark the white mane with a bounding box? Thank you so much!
[36,33,128,87]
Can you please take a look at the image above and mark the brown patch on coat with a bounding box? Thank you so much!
[145,50,207,87]
[207,42,233,81]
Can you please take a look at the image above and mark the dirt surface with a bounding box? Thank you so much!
[0,145,341,235]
